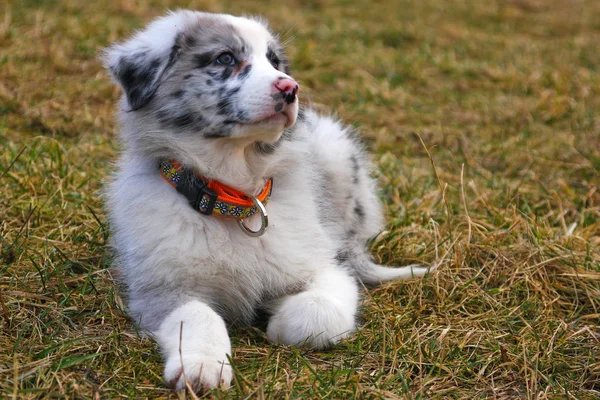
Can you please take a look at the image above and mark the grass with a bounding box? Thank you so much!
[1,0,599,398]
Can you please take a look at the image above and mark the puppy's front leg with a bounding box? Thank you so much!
[267,267,359,349]
[154,300,232,392]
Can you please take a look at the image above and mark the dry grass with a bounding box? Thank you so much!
[1,0,599,398]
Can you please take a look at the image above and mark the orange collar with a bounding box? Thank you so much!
[159,159,272,219]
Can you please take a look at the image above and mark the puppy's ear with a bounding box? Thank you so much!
[102,12,189,111]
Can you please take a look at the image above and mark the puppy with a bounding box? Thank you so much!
[103,10,430,392]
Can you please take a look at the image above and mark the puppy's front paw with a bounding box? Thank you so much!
[164,353,233,392]
[267,291,356,350]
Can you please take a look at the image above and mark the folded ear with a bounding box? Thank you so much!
[102,12,190,111]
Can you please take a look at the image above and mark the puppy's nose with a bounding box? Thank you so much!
[274,78,299,104]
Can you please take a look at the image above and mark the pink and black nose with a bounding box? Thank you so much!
[274,78,299,104]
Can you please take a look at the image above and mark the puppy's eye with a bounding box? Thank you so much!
[267,51,280,69]
[216,52,236,66]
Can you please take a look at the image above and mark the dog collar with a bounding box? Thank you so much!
[159,159,272,237]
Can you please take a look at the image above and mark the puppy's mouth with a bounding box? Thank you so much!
[253,112,293,128]
[234,107,297,129]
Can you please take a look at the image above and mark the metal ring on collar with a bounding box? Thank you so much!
[237,195,268,237]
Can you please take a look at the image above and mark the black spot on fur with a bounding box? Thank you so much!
[354,201,365,223]
[216,98,234,117]
[282,127,295,141]
[220,67,233,80]
[206,79,213,86]
[335,249,352,265]
[274,103,283,112]
[238,64,252,79]
[156,110,169,123]
[194,52,214,68]
[157,108,207,132]
[167,44,181,64]
[116,55,162,110]
[350,155,360,184]
[255,141,278,154]
[227,87,241,96]
[149,58,161,69]
[113,42,181,111]
[170,90,185,98]
[120,64,152,101]
[172,113,196,128]
[205,133,227,138]
[183,74,193,80]
[297,108,306,121]
[236,110,249,122]
[183,34,197,48]
[204,128,233,139]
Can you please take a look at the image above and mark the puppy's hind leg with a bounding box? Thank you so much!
[154,300,233,392]
[266,267,359,350]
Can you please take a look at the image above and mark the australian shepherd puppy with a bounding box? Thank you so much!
[103,10,430,392]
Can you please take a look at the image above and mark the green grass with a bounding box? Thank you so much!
[1,0,599,398]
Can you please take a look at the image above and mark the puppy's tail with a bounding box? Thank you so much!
[354,260,434,285]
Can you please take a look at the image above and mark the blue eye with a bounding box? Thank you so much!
[216,52,236,66]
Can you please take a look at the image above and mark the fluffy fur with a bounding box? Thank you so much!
[104,10,430,392]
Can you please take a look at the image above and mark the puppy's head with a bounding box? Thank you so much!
[104,10,298,149]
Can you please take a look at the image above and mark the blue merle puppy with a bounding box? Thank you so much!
[103,10,430,393]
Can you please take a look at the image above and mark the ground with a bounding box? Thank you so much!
[1,0,599,398]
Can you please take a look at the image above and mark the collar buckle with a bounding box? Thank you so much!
[176,170,218,215]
